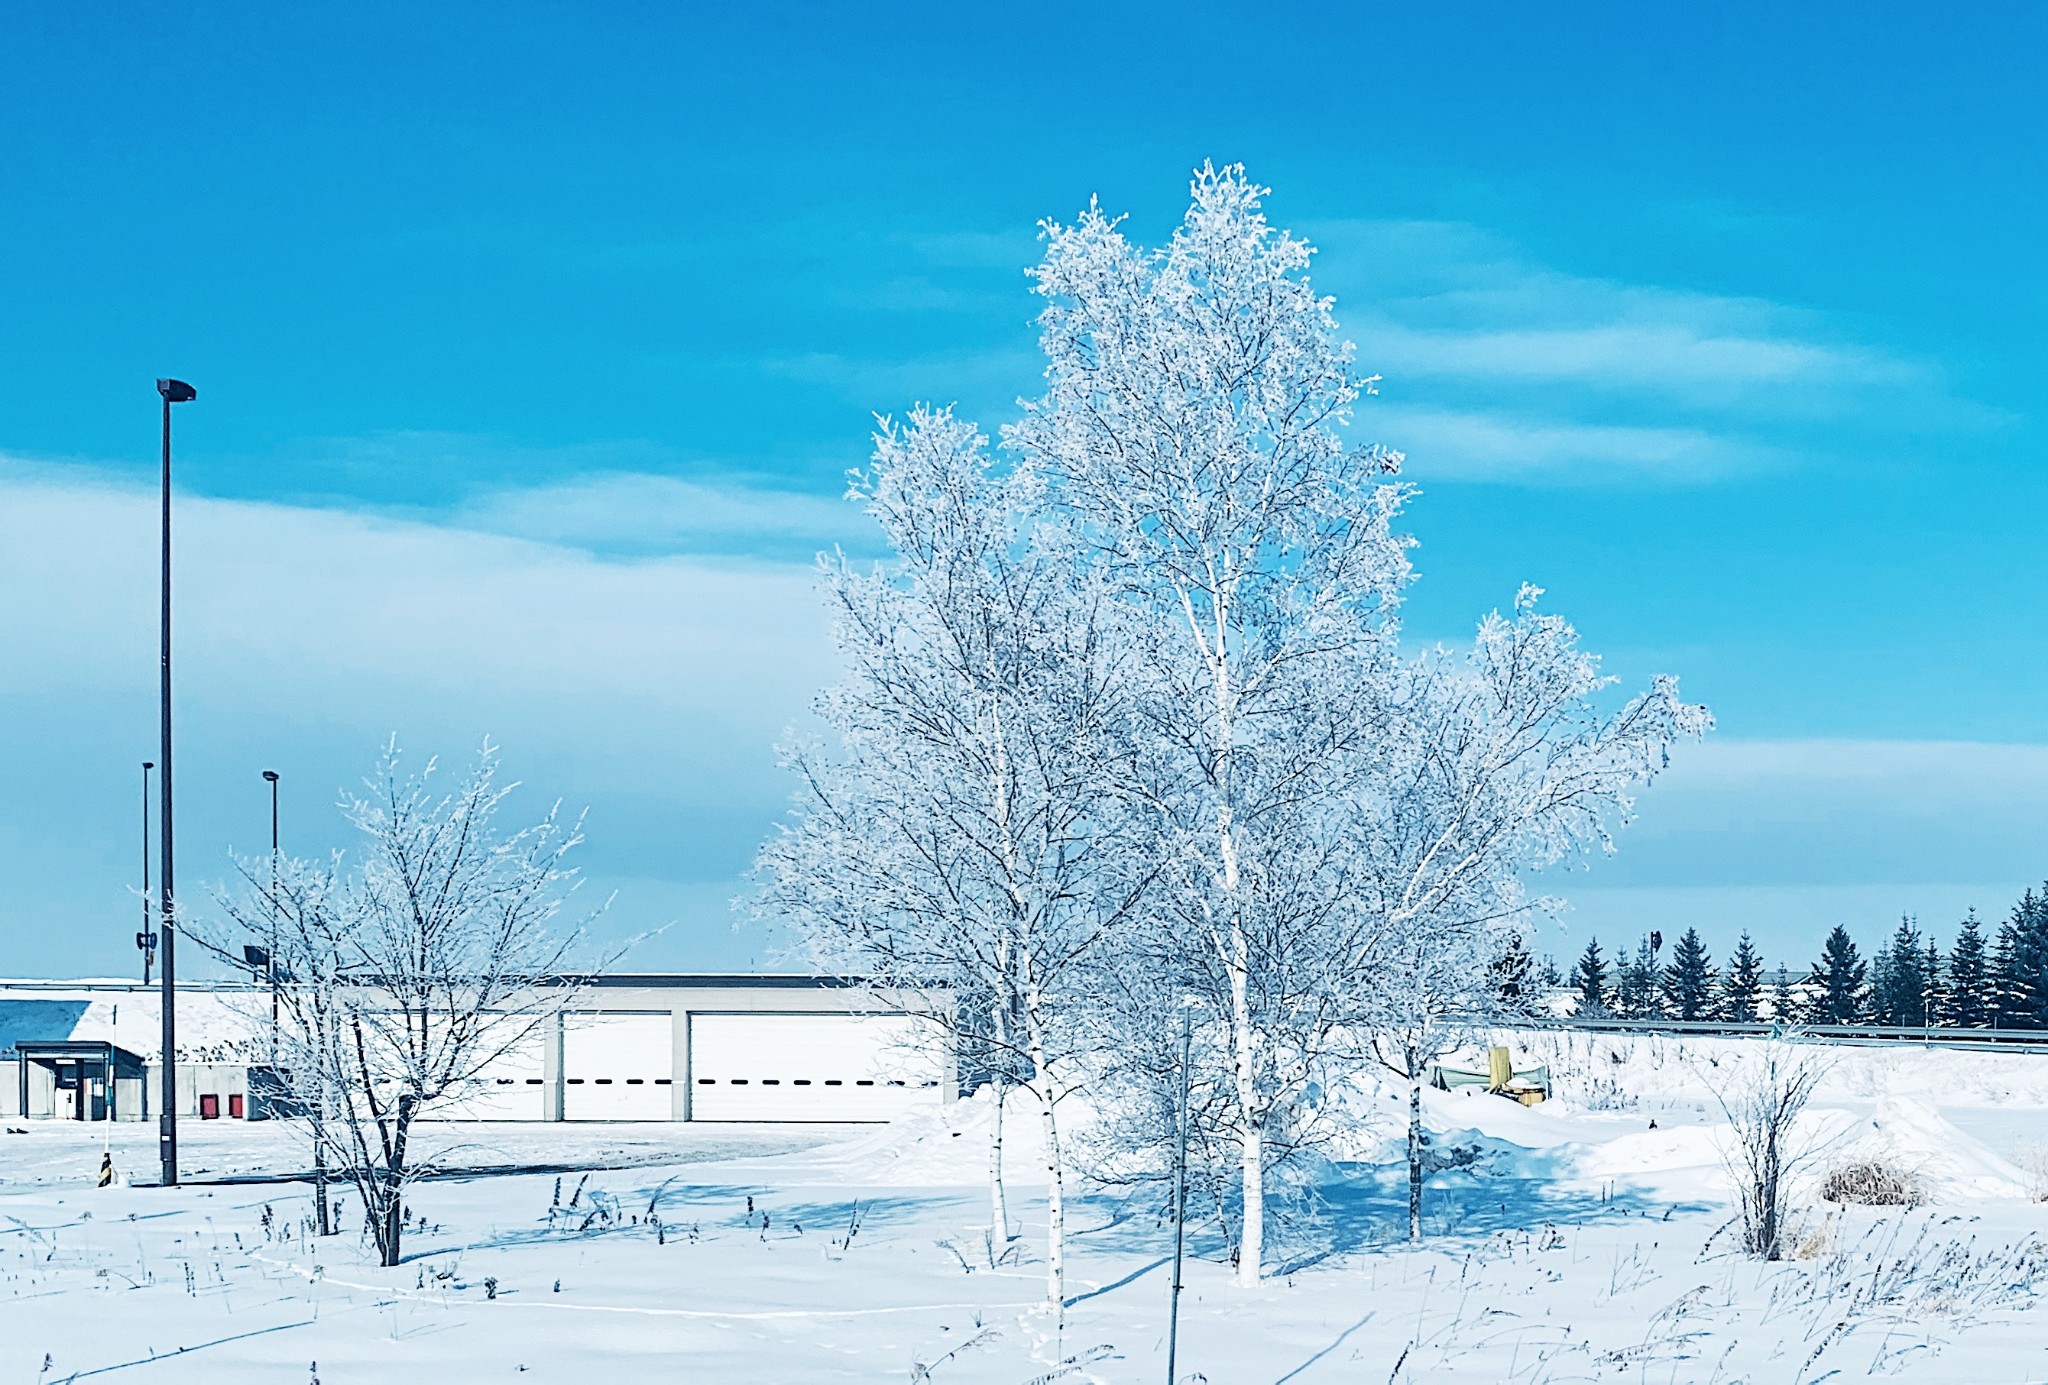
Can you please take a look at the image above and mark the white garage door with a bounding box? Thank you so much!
[563,1012,674,1120]
[689,1013,945,1122]
[440,1021,548,1121]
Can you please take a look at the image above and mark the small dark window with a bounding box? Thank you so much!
[595,1079,613,1085]
[697,1078,715,1085]
[525,1079,543,1085]
[655,1078,673,1085]
[793,1080,812,1086]
[626,1079,644,1085]
[495,1079,514,1085]
[762,1079,780,1086]
[566,1078,586,1085]
[856,1080,875,1087]
[887,1080,906,1087]
[824,1080,843,1086]
[731,1079,748,1085]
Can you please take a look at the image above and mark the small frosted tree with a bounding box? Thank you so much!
[211,743,595,1267]
[1357,591,1709,1241]
[756,408,1142,1307]
[1699,1041,1829,1260]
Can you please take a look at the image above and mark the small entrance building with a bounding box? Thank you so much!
[13,1041,148,1122]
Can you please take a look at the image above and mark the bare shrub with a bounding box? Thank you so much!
[2015,1143,2048,1202]
[1820,1158,1924,1207]
[1694,1039,1829,1260]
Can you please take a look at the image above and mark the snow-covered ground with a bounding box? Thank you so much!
[9,1033,2048,1381]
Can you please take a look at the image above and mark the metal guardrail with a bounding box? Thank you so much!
[1519,1016,2048,1053]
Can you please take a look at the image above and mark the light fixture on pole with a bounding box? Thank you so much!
[260,769,281,1060]
[137,761,156,984]
[155,376,195,1189]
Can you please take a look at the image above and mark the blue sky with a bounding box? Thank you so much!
[4,2,2046,978]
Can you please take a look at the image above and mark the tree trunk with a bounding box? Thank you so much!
[1232,943,1262,1286]
[377,1094,416,1267]
[1407,1045,1423,1242]
[1027,1030,1064,1310]
[988,1076,1011,1249]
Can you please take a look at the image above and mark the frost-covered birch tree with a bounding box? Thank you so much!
[211,743,596,1267]
[1359,589,1711,1240]
[1008,163,1411,1285]
[756,408,1143,1307]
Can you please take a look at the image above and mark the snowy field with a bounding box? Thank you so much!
[10,1034,2048,1382]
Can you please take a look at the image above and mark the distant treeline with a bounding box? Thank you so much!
[1539,882,2048,1028]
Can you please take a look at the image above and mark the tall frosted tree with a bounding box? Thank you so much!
[1661,927,1715,1021]
[1805,925,1867,1025]
[756,409,1140,1306]
[1009,164,1411,1284]
[1945,910,1991,1028]
[1720,931,1765,1022]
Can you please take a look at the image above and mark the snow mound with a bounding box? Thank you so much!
[777,1087,1055,1187]
[1822,1096,2031,1202]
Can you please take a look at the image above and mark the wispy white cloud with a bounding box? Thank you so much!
[452,472,877,559]
[1303,217,1997,480]
[1374,405,1775,482]
[0,458,841,974]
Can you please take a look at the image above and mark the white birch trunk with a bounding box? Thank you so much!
[988,1076,1011,1248]
[1233,949,1263,1286]
[1407,1042,1424,1242]
[1027,1024,1064,1309]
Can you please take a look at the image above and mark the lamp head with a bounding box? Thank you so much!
[143,761,155,771]
[155,378,196,403]
[261,770,279,783]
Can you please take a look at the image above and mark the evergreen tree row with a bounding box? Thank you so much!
[1550,880,2048,1029]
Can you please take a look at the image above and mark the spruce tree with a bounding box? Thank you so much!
[1766,964,1799,1024]
[1617,934,1664,1019]
[1805,924,1867,1025]
[1491,933,1536,1014]
[2001,887,2048,1029]
[1871,915,1927,1025]
[1945,910,1990,1028]
[1660,927,1715,1021]
[1993,913,2023,1026]
[1571,938,1610,1017]
[1720,931,1765,1022]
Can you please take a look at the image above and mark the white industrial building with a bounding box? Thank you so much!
[1,976,950,1124]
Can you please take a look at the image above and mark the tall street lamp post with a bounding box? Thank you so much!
[155,376,195,1189]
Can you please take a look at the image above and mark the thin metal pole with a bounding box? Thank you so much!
[266,772,280,1063]
[1166,1009,1191,1385]
[157,390,178,1189]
